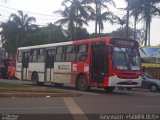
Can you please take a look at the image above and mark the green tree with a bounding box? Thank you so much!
[23,24,67,46]
[74,27,90,40]
[0,10,37,55]
[0,21,18,55]
[130,7,141,40]
[129,0,160,46]
[117,15,127,30]
[55,0,91,40]
[109,27,145,44]
[9,10,37,46]
[88,0,115,36]
[98,11,115,34]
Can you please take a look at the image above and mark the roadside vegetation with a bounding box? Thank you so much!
[0,82,26,88]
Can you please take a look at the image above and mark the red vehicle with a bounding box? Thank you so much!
[0,47,16,79]
[16,36,142,92]
[7,59,16,79]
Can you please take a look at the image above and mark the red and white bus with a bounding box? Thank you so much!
[16,36,142,92]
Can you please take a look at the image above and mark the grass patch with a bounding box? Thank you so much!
[0,82,66,93]
[0,82,28,88]
[0,82,82,97]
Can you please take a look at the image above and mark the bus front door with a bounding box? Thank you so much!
[91,42,107,84]
[22,52,29,80]
[45,50,54,82]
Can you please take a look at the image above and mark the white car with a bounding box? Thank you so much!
[141,74,160,92]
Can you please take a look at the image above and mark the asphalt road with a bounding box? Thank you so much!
[0,79,160,120]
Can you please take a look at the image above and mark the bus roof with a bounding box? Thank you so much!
[18,41,73,50]
[18,36,137,50]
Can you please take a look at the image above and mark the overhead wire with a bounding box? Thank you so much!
[0,4,63,18]
[0,4,54,17]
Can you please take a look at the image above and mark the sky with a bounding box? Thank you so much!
[0,0,160,46]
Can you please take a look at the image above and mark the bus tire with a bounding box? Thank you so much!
[77,75,89,91]
[31,72,39,86]
[104,87,115,93]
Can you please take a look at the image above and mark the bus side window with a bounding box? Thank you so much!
[23,51,30,68]
[66,45,76,61]
[37,49,45,62]
[17,50,22,63]
[46,49,55,68]
[55,46,66,62]
[30,50,33,62]
[30,49,37,62]
[77,44,88,61]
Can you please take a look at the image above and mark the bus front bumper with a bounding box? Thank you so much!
[108,76,142,88]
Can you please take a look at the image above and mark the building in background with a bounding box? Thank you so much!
[140,46,160,79]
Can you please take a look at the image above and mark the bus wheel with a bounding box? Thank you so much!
[77,75,89,91]
[104,87,115,93]
[31,72,39,85]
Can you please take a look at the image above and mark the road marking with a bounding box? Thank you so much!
[0,107,65,110]
[63,97,89,120]
[137,106,160,108]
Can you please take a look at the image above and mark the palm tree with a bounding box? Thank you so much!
[54,0,91,40]
[117,15,127,29]
[125,0,131,37]
[98,11,115,34]
[0,21,18,55]
[88,0,115,36]
[116,15,127,36]
[9,10,37,45]
[130,0,141,40]
[129,0,160,46]
[10,10,36,32]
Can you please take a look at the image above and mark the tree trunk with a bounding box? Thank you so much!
[74,9,78,41]
[148,16,151,46]
[99,22,101,35]
[144,19,148,46]
[134,16,137,40]
[95,3,98,36]
[126,0,130,38]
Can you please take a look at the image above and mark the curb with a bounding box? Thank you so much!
[0,92,82,98]
[0,87,82,98]
[0,87,66,93]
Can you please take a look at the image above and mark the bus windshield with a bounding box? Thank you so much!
[112,47,140,70]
